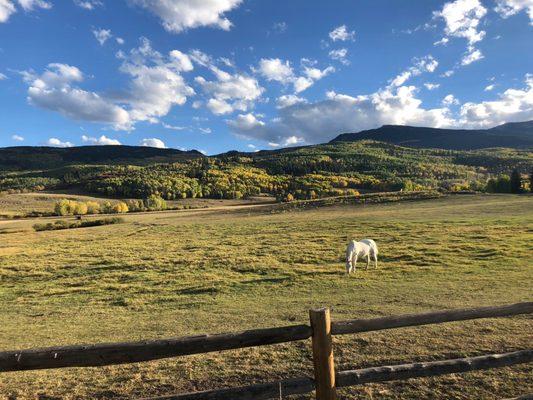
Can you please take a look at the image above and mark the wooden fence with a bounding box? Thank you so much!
[0,302,531,399]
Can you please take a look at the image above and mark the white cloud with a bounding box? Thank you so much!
[442,94,460,105]
[461,46,484,65]
[118,38,195,124]
[276,94,307,109]
[198,127,211,133]
[0,0,50,23]
[424,82,440,90]
[271,21,287,34]
[0,72,7,80]
[163,122,187,130]
[389,55,439,87]
[93,28,112,46]
[128,0,243,33]
[17,0,51,11]
[81,134,121,145]
[21,39,194,130]
[116,37,125,45]
[433,37,450,46]
[459,75,533,128]
[329,25,355,42]
[434,0,487,45]
[11,134,24,141]
[495,0,533,25]
[228,84,454,145]
[254,58,334,94]
[256,58,294,84]
[22,63,131,129]
[195,65,264,115]
[74,0,103,10]
[140,137,166,148]
[328,48,349,65]
[0,0,16,22]
[484,84,495,91]
[46,138,74,148]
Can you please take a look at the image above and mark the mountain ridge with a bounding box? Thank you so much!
[330,120,533,150]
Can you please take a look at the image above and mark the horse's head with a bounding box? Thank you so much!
[345,240,355,273]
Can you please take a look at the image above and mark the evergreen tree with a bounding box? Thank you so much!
[510,169,522,193]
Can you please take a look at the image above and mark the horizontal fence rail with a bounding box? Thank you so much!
[331,302,533,335]
[0,324,312,372]
[141,350,533,400]
[1,302,531,373]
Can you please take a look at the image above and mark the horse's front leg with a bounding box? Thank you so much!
[351,254,358,273]
[366,254,370,270]
[374,253,378,269]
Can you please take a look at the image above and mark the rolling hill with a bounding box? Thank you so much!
[0,145,204,170]
[330,121,533,150]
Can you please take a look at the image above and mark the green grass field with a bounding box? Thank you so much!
[0,194,532,399]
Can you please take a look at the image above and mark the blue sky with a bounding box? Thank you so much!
[0,0,532,154]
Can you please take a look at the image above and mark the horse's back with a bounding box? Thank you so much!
[360,239,378,254]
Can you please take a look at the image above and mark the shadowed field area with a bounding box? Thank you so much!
[0,194,531,399]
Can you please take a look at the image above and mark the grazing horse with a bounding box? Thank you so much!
[345,239,379,273]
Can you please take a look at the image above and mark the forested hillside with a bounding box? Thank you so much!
[1,141,531,201]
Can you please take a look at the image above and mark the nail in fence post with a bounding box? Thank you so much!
[309,308,337,400]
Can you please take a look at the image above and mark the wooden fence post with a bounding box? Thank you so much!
[309,308,337,400]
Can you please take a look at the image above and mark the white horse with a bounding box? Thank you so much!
[345,239,378,273]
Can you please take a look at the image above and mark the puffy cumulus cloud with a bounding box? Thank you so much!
[256,58,294,84]
[389,55,439,87]
[254,58,335,94]
[93,28,112,46]
[73,0,103,9]
[329,25,355,42]
[81,134,121,145]
[0,0,16,22]
[117,37,195,124]
[128,0,243,33]
[434,0,487,45]
[276,94,307,109]
[328,48,349,65]
[22,63,131,129]
[442,94,460,105]
[228,85,454,145]
[461,46,484,65]
[195,65,263,115]
[46,138,74,147]
[21,39,195,130]
[140,137,166,148]
[495,0,533,25]
[459,75,533,128]
[0,0,50,22]
[11,134,24,141]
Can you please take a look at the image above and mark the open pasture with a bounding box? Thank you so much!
[0,194,531,399]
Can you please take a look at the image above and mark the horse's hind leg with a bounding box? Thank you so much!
[374,253,378,269]
[366,254,370,270]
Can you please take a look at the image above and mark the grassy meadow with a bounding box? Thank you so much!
[0,194,532,399]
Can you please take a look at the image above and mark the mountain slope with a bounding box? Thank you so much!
[330,121,533,150]
[0,145,204,170]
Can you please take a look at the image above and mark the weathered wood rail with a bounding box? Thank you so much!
[1,301,531,399]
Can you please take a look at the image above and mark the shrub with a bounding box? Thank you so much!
[284,193,295,202]
[86,201,100,214]
[101,201,114,214]
[144,194,167,211]
[126,199,145,212]
[54,199,73,216]
[113,202,129,213]
[33,217,123,232]
[73,202,88,215]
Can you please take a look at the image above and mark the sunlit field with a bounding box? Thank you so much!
[0,194,531,399]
